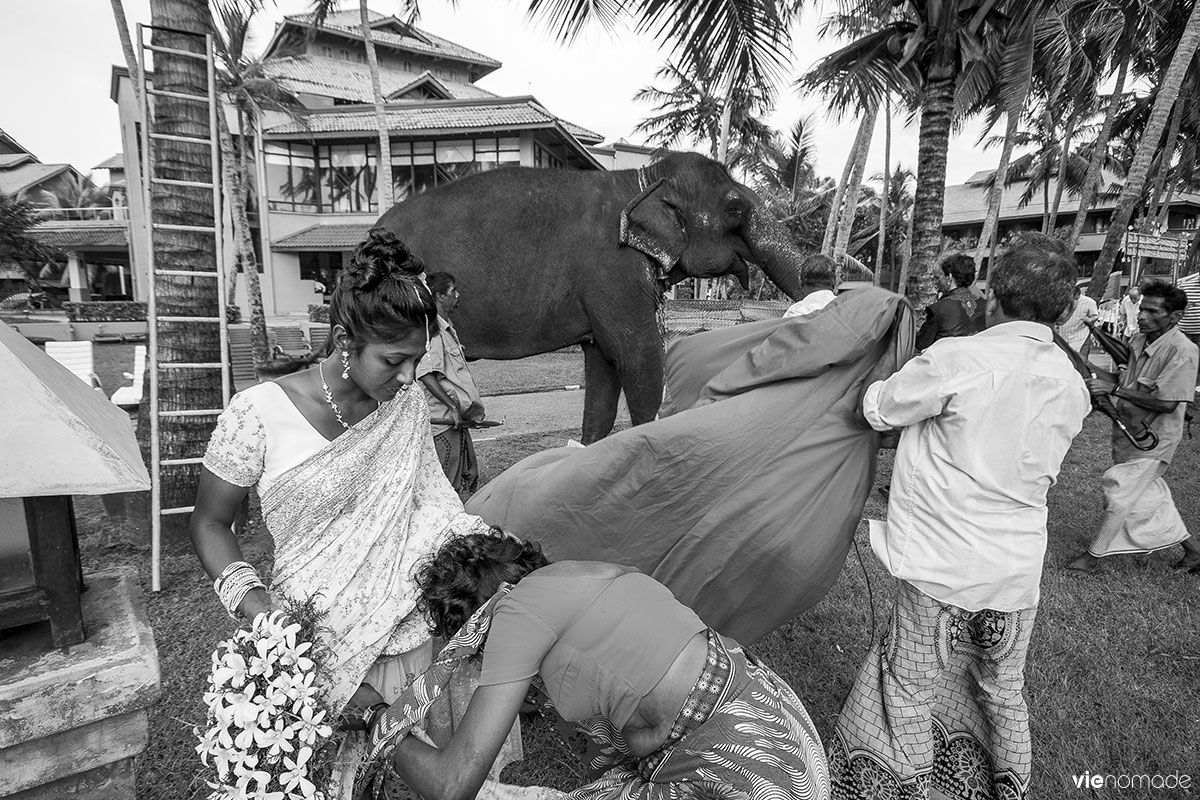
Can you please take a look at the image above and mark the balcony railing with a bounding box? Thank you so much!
[32,207,128,222]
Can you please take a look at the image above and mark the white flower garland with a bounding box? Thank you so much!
[195,610,339,800]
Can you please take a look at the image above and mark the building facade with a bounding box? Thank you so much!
[112,10,653,318]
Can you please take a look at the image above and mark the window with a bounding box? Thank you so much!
[265,142,319,212]
[390,136,520,201]
[322,45,332,58]
[319,143,377,213]
[340,49,350,60]
[1183,216,1198,230]
[534,143,563,169]
[299,252,344,285]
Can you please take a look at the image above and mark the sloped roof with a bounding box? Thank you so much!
[0,127,34,157]
[273,222,375,251]
[0,163,73,196]
[0,153,36,169]
[275,10,500,71]
[944,169,1200,226]
[94,153,124,171]
[264,54,496,104]
[30,222,129,249]
[264,98,603,144]
[387,71,453,101]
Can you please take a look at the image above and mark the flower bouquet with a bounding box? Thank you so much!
[196,602,342,800]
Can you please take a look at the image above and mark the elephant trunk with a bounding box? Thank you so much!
[745,204,806,301]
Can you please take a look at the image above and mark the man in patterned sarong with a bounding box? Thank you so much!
[827,240,1092,799]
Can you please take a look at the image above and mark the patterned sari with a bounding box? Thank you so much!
[254,390,492,712]
[359,590,830,800]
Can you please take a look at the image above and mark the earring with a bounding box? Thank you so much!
[340,349,350,380]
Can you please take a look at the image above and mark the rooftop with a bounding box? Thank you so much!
[273,11,501,72]
[263,97,603,144]
[272,222,374,251]
[0,163,74,196]
[29,221,130,249]
[264,54,496,104]
[93,153,124,171]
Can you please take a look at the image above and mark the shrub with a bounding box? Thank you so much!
[64,301,146,322]
[308,303,330,323]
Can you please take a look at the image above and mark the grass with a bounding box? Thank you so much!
[65,363,1199,799]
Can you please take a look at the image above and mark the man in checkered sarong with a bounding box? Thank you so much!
[826,239,1091,800]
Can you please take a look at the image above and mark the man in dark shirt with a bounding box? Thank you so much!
[916,253,986,350]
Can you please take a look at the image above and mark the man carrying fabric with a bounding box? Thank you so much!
[418,272,485,498]
[914,252,986,350]
[827,243,1091,800]
[784,254,838,317]
[1067,280,1200,574]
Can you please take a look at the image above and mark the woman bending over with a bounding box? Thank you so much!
[362,533,830,800]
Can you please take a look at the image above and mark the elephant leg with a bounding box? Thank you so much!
[581,340,621,444]
[618,340,664,429]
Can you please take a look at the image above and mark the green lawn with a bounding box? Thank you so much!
[70,410,1198,799]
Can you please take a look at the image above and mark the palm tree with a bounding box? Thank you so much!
[210,0,299,367]
[309,1,393,211]
[18,172,114,221]
[1088,0,1200,297]
[0,193,61,285]
[143,0,228,525]
[832,106,878,276]
[803,0,1039,313]
[1065,0,1160,250]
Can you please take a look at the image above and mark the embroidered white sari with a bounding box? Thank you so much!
[203,382,492,712]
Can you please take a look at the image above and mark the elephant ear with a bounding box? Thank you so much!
[620,177,686,278]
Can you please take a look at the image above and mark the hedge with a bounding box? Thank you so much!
[308,304,330,323]
[64,300,242,323]
[65,301,146,322]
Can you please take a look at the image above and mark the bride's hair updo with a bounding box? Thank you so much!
[330,228,438,351]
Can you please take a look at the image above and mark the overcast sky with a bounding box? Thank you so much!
[0,0,996,188]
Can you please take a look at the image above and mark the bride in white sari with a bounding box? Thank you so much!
[191,229,517,794]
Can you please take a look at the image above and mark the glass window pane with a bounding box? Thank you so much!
[412,141,434,155]
[436,141,472,163]
[497,149,520,164]
[474,138,497,153]
[498,137,520,152]
[390,142,411,158]
[413,163,437,195]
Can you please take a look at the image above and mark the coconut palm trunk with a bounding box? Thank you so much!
[833,106,878,278]
[1150,97,1185,223]
[908,75,956,313]
[110,0,142,107]
[138,0,226,527]
[1087,1,1200,298]
[975,109,1020,270]
[214,105,270,366]
[875,102,891,286]
[360,1,393,211]
[1048,111,1076,232]
[821,123,861,254]
[1069,51,1129,249]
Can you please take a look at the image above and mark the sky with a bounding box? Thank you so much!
[0,0,996,189]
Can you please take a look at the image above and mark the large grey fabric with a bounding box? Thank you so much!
[467,287,914,644]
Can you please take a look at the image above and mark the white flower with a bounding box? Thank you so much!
[253,718,295,760]
[276,639,314,673]
[226,686,266,730]
[288,704,330,747]
[214,651,250,689]
[278,750,317,797]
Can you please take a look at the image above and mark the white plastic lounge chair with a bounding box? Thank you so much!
[269,326,310,359]
[309,326,331,358]
[110,345,147,408]
[227,326,259,392]
[45,341,103,392]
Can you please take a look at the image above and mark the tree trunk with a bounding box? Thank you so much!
[1048,112,1076,233]
[908,76,956,315]
[110,0,141,107]
[975,108,1020,270]
[821,123,860,254]
[1087,2,1200,299]
[833,106,878,280]
[875,101,891,287]
[138,0,226,531]
[1150,94,1184,225]
[1069,53,1129,249]
[215,104,270,366]
[361,1,392,211]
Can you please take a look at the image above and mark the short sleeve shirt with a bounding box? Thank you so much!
[416,315,483,436]
[1114,326,1199,464]
[478,571,705,728]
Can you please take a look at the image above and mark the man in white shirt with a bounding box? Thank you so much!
[1057,283,1099,357]
[418,272,485,498]
[828,240,1091,800]
[1120,285,1142,340]
[783,254,838,318]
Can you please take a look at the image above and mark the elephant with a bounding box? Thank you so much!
[374,151,810,443]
